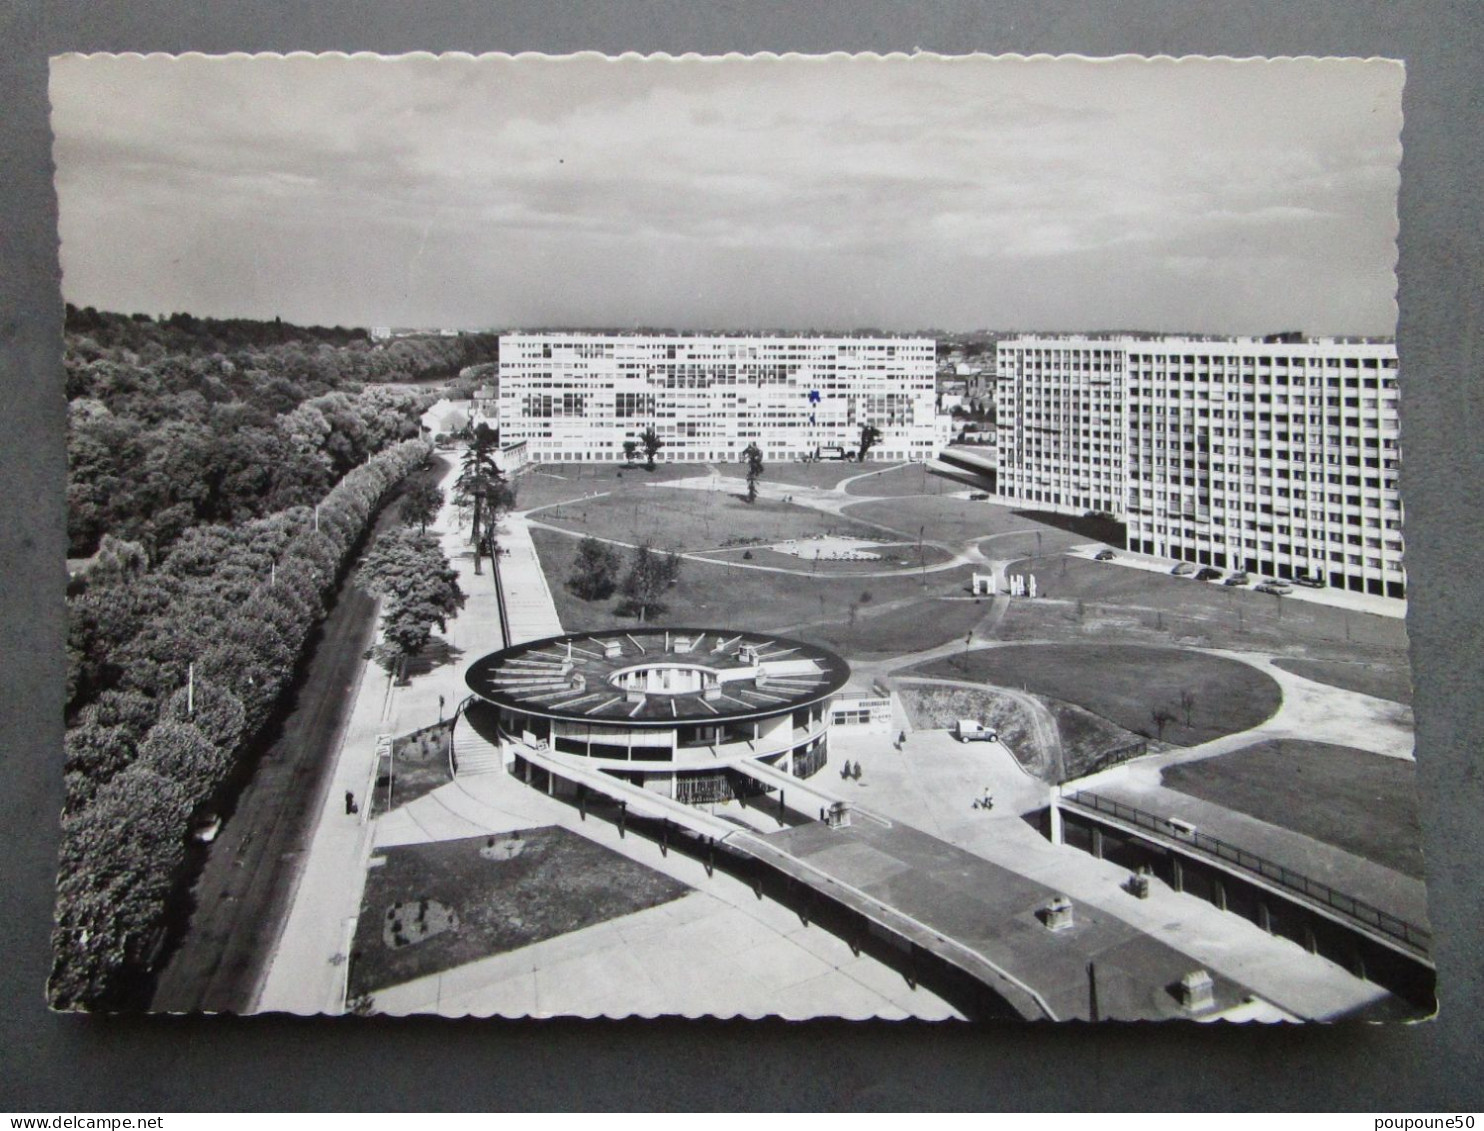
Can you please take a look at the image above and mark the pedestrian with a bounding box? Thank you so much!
[344,790,356,815]
[898,730,907,746]
[851,761,862,781]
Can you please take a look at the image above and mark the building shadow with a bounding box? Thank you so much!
[1010,509,1127,546]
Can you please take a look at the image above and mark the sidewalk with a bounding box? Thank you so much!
[255,458,507,1013]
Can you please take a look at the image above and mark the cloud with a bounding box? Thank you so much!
[50,54,1402,334]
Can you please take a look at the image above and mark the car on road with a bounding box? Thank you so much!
[1194,567,1224,581]
[969,492,990,501]
[1294,574,1327,588]
[1255,580,1293,595]
[1094,549,1116,561]
[1223,572,1250,586]
[1171,561,1197,576]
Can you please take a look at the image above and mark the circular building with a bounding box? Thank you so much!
[463,627,850,805]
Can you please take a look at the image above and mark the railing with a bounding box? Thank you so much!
[1062,790,1431,957]
[489,543,513,650]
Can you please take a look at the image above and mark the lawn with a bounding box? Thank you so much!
[1161,740,1425,878]
[843,495,1082,548]
[1273,658,1413,706]
[909,643,1282,747]
[993,556,1410,654]
[535,486,885,554]
[755,460,873,490]
[791,596,991,659]
[844,462,961,498]
[531,526,984,658]
[369,719,455,817]
[349,827,690,998]
[513,462,709,512]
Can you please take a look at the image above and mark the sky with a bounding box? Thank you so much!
[50,52,1404,336]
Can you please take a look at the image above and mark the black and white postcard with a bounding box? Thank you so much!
[49,52,1428,1022]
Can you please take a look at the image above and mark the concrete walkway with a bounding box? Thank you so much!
[497,515,564,645]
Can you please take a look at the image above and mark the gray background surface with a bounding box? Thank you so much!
[3,1,1480,1112]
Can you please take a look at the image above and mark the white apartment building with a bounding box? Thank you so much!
[997,336,1405,598]
[498,333,942,464]
[995,338,1127,516]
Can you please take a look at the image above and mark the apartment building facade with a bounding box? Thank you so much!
[997,336,1404,598]
[498,333,944,464]
[994,338,1127,516]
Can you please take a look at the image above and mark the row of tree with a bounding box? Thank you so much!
[51,438,435,1011]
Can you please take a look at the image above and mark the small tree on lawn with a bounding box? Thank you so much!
[1151,706,1176,741]
[857,423,883,462]
[639,426,663,471]
[399,478,444,534]
[568,536,623,600]
[622,440,639,466]
[619,541,681,623]
[742,441,765,503]
[1178,688,1196,728]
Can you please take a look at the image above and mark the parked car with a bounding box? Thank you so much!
[191,812,223,843]
[1171,562,1197,576]
[969,492,990,501]
[1223,571,1250,586]
[1255,580,1293,595]
[1094,549,1116,561]
[1294,574,1327,588]
[956,720,999,743]
[1194,567,1224,581]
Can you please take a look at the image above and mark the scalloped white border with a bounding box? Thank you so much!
[52,50,1405,64]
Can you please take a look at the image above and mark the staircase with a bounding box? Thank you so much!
[452,702,507,777]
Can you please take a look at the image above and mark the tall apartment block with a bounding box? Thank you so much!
[996,336,1404,598]
[994,339,1127,516]
[498,333,946,465]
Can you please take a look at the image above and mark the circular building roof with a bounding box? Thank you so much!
[465,627,850,728]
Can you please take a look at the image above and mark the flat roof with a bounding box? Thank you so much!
[465,628,850,728]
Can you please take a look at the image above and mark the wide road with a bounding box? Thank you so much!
[150,459,445,1014]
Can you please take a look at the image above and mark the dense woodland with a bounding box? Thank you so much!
[64,306,497,559]
[53,309,486,1010]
